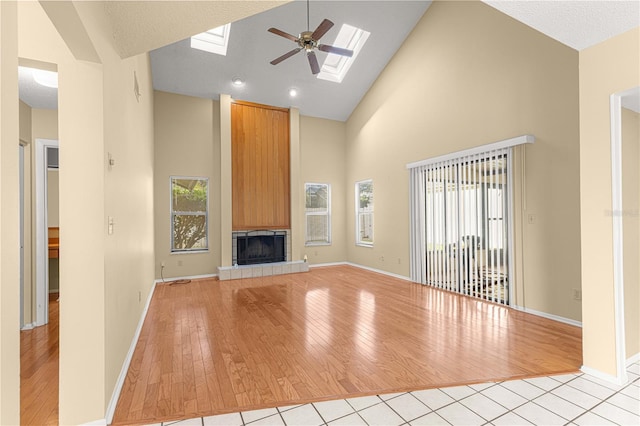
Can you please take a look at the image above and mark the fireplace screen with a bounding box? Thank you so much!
[236,231,286,265]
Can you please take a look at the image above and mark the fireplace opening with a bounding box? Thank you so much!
[236,231,286,265]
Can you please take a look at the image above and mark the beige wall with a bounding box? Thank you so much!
[345,1,581,320]
[19,101,33,327]
[0,1,20,422]
[154,93,349,275]
[46,170,59,227]
[299,116,347,264]
[16,105,58,327]
[622,107,640,359]
[579,27,640,376]
[32,108,58,140]
[17,1,156,423]
[154,91,220,279]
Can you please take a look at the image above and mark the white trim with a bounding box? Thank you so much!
[345,262,412,282]
[154,272,218,284]
[19,144,25,329]
[581,365,627,386]
[80,419,107,426]
[35,138,58,327]
[627,353,640,367]
[105,281,158,424]
[20,322,35,331]
[512,305,582,328]
[406,135,535,169]
[308,261,349,268]
[610,89,635,386]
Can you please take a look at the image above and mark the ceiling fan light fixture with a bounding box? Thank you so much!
[289,88,298,97]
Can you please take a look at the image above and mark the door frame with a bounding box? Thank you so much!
[35,138,58,327]
[19,143,25,329]
[609,86,638,384]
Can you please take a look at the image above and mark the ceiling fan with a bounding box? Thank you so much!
[268,0,354,75]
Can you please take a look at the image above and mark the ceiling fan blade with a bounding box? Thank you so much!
[307,51,320,74]
[268,27,299,42]
[318,44,354,57]
[270,48,302,65]
[311,19,334,41]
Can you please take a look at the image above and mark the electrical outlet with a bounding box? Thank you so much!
[527,214,536,224]
[572,288,582,301]
[161,261,165,268]
[379,256,384,262]
[398,258,401,264]
[138,291,142,302]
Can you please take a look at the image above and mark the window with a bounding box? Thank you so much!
[171,177,208,252]
[305,183,331,245]
[190,23,231,56]
[317,24,370,83]
[356,180,374,246]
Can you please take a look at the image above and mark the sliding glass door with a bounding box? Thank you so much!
[410,148,512,305]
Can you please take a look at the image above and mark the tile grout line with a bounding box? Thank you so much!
[153,367,640,426]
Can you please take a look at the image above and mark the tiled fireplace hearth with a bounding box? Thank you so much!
[217,229,309,281]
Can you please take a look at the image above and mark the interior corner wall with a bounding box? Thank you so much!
[70,1,157,413]
[154,90,221,279]
[344,1,582,321]
[622,107,639,360]
[299,115,347,264]
[18,0,157,423]
[19,1,108,423]
[579,27,640,377]
[0,1,20,423]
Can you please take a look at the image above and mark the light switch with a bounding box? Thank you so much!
[108,216,114,235]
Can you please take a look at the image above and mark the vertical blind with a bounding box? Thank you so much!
[409,147,512,305]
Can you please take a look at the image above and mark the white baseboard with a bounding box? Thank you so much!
[581,365,627,386]
[20,322,35,331]
[105,280,158,425]
[345,262,412,282]
[154,272,218,284]
[627,353,640,366]
[512,305,582,328]
[308,261,348,268]
[80,419,107,426]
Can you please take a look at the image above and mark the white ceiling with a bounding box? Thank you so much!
[18,66,58,110]
[485,0,640,51]
[19,0,640,120]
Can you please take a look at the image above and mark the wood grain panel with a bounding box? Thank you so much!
[232,101,290,230]
[112,265,582,425]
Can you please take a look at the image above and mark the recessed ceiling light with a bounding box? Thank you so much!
[33,69,58,89]
[232,77,244,87]
[289,88,298,97]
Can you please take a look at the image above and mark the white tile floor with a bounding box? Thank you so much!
[155,362,640,426]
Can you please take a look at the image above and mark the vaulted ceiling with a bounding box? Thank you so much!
[19,1,640,119]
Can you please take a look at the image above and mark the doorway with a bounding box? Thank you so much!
[35,138,58,326]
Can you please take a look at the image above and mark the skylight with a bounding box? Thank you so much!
[317,24,370,83]
[191,23,231,56]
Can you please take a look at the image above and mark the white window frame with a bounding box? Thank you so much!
[355,179,374,247]
[170,176,209,253]
[305,183,332,246]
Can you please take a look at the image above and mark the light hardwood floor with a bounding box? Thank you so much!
[112,265,582,425]
[21,294,59,426]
